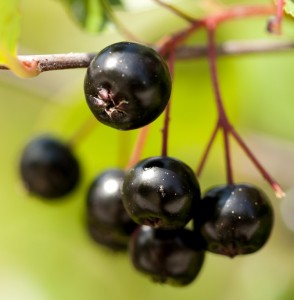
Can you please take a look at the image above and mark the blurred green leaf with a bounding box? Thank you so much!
[0,0,20,61]
[285,0,294,17]
[0,0,40,77]
[58,0,123,32]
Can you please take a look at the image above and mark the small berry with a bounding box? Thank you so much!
[122,156,201,229]
[198,183,274,257]
[87,220,131,252]
[86,168,137,247]
[84,42,172,130]
[129,226,205,286]
[19,135,80,199]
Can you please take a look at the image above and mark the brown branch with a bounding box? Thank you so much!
[1,40,294,73]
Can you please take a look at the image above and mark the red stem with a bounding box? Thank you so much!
[203,24,285,197]
[157,4,275,58]
[196,122,219,177]
[207,4,275,25]
[222,126,234,185]
[230,127,285,198]
[67,117,97,148]
[276,0,285,23]
[125,125,150,170]
[206,26,234,185]
[161,51,175,157]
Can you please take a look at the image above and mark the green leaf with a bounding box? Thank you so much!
[59,0,123,33]
[284,0,294,17]
[0,0,20,60]
[0,0,39,77]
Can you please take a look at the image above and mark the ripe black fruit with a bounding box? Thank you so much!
[129,226,205,286]
[19,135,80,199]
[86,168,137,250]
[122,156,201,229]
[198,183,274,257]
[87,220,131,252]
[84,42,172,130]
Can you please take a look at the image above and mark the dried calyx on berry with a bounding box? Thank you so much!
[84,42,172,130]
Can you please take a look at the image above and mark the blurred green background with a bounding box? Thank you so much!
[0,0,294,299]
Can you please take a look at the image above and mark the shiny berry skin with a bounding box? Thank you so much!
[129,226,205,286]
[84,42,172,130]
[20,135,80,199]
[86,168,137,250]
[122,156,201,229]
[198,183,274,257]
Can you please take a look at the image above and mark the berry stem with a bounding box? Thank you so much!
[276,0,285,22]
[67,117,97,148]
[230,127,285,198]
[125,125,150,170]
[196,122,219,177]
[206,4,275,25]
[222,126,234,185]
[203,24,285,197]
[267,0,285,34]
[161,51,175,157]
[206,25,234,185]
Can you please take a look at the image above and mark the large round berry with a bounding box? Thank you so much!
[86,168,137,250]
[199,183,274,257]
[129,226,205,286]
[122,156,201,229]
[20,135,80,199]
[84,42,172,130]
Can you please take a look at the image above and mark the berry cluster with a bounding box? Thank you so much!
[19,41,275,286]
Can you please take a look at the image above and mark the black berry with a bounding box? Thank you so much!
[87,220,131,252]
[19,135,80,199]
[198,183,274,257]
[86,168,137,250]
[129,226,205,286]
[84,42,172,130]
[122,156,201,229]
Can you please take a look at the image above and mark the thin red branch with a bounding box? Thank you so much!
[125,125,150,170]
[206,4,275,26]
[196,122,219,177]
[200,22,285,197]
[266,0,285,34]
[206,26,234,185]
[67,117,97,148]
[161,51,175,157]
[230,127,285,198]
[222,126,234,185]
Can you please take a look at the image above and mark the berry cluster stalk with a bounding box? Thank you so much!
[195,23,285,198]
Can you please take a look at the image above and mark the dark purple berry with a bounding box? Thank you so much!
[199,183,274,257]
[20,135,80,199]
[86,168,137,250]
[122,156,201,229]
[87,220,130,252]
[129,226,205,286]
[84,42,172,130]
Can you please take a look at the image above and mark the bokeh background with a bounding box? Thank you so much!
[0,0,294,299]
